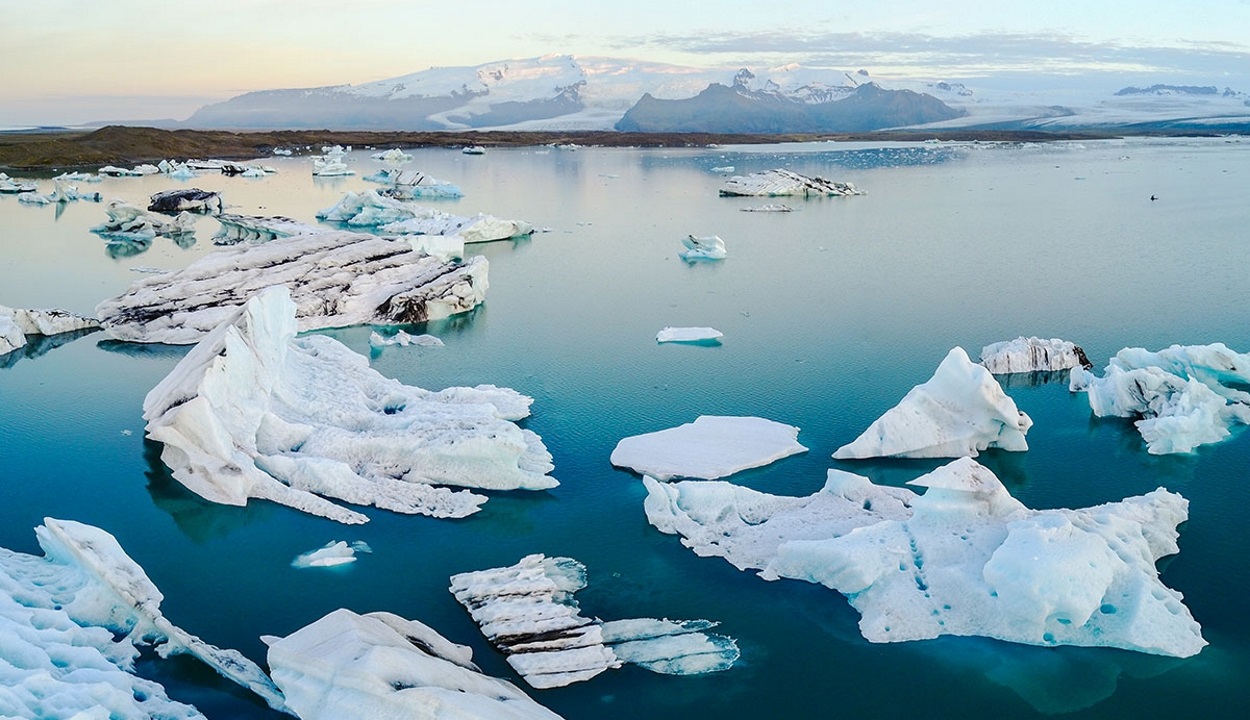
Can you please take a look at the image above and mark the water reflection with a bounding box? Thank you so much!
[0,328,100,369]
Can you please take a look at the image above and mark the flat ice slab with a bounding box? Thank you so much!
[611,415,808,480]
[980,336,1091,374]
[656,326,723,344]
[645,458,1205,658]
[265,608,563,720]
[834,346,1033,459]
[719,169,863,197]
[292,540,373,568]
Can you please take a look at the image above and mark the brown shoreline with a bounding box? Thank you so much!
[0,123,1168,172]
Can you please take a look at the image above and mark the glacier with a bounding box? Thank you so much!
[679,234,727,260]
[834,347,1033,459]
[0,305,101,356]
[645,458,1205,658]
[719,169,864,197]
[980,336,1091,374]
[449,554,739,689]
[611,415,808,481]
[142,286,556,525]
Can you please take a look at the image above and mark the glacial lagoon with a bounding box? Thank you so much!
[2,137,1249,717]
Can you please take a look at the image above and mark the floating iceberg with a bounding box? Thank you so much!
[291,540,373,569]
[645,458,1205,658]
[142,286,555,524]
[0,518,288,718]
[369,329,444,347]
[740,203,793,212]
[312,145,354,176]
[449,554,738,689]
[611,415,807,481]
[1,305,101,355]
[656,326,723,344]
[97,229,488,344]
[980,336,1091,374]
[374,170,465,200]
[91,200,197,240]
[382,208,534,244]
[212,213,313,245]
[265,608,563,720]
[834,347,1032,459]
[679,234,727,260]
[97,165,142,177]
[462,145,486,155]
[0,177,38,193]
[148,188,223,214]
[371,148,413,163]
[318,189,423,226]
[1070,343,1250,454]
[719,169,864,197]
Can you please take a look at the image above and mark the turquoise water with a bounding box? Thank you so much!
[2,137,1248,718]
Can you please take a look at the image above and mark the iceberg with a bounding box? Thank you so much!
[382,207,534,244]
[740,203,793,212]
[834,347,1033,459]
[317,189,424,226]
[611,415,808,481]
[291,540,373,569]
[0,305,101,356]
[264,608,563,720]
[374,170,465,200]
[980,336,1091,374]
[1070,343,1250,454]
[0,177,38,193]
[449,554,738,689]
[645,458,1206,658]
[312,145,354,176]
[96,229,488,344]
[370,148,413,163]
[91,200,197,240]
[679,234,727,260]
[656,326,723,344]
[462,145,487,155]
[0,518,288,718]
[212,213,313,245]
[719,169,864,197]
[142,286,556,525]
[147,188,224,214]
[369,329,445,347]
[97,165,142,177]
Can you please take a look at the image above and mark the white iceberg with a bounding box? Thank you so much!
[91,200,197,240]
[0,178,38,193]
[382,207,534,244]
[96,229,488,344]
[656,326,723,344]
[142,286,555,525]
[371,148,413,163]
[719,169,864,197]
[679,234,727,260]
[98,165,142,177]
[264,608,563,720]
[611,415,808,481]
[212,213,313,245]
[0,305,101,355]
[834,347,1033,459]
[1070,343,1250,454]
[291,540,373,569]
[147,188,223,214]
[312,145,354,176]
[318,189,423,226]
[980,336,1091,374]
[369,330,445,347]
[462,145,486,155]
[449,554,738,689]
[646,458,1205,658]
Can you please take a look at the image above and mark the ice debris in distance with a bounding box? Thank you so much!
[363,168,464,199]
[382,207,535,244]
[0,518,289,718]
[291,541,373,569]
[656,326,723,344]
[312,145,354,176]
[980,336,1091,374]
[740,203,793,212]
[142,286,555,525]
[370,147,413,163]
[96,227,488,344]
[264,608,563,720]
[449,554,739,689]
[1070,342,1250,454]
[834,347,1032,459]
[611,415,808,481]
[91,200,197,240]
[369,329,444,347]
[719,169,864,197]
[147,188,223,214]
[0,305,100,356]
[679,234,727,260]
[645,457,1205,658]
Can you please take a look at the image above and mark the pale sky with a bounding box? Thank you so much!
[2,0,1248,125]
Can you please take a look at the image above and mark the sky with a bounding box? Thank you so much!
[2,0,1248,126]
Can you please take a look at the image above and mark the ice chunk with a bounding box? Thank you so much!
[212,213,314,245]
[679,234,727,260]
[719,169,864,197]
[142,286,555,525]
[147,188,223,214]
[0,305,101,356]
[318,189,421,226]
[740,203,793,212]
[382,207,534,244]
[450,554,737,688]
[1070,343,1250,454]
[312,145,354,176]
[364,168,465,199]
[369,330,444,347]
[370,148,413,163]
[980,336,1091,374]
[611,415,807,481]
[462,145,487,155]
[265,608,563,720]
[656,326,723,344]
[291,541,372,569]
[91,200,197,240]
[834,347,1033,459]
[710,165,735,173]
[96,228,488,344]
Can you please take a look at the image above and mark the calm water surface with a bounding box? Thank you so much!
[1,137,1248,718]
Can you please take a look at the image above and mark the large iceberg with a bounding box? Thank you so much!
[834,347,1033,459]
[264,608,563,720]
[980,336,1091,374]
[719,169,864,197]
[449,554,738,689]
[645,458,1205,658]
[96,229,488,344]
[142,286,556,525]
[0,305,101,356]
[0,518,288,718]
[318,189,422,226]
[147,188,223,214]
[611,415,808,481]
[1070,343,1250,454]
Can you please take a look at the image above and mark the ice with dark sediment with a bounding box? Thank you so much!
[980,336,1091,374]
[142,286,555,525]
[212,213,314,245]
[147,188,223,214]
[449,554,738,689]
[834,347,1033,459]
[96,228,488,344]
[1,305,101,356]
[645,457,1205,658]
[611,415,808,481]
[719,169,864,197]
[679,234,727,260]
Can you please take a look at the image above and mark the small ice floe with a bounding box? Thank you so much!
[980,336,1091,374]
[272,147,293,156]
[740,203,793,212]
[264,608,564,720]
[611,415,807,481]
[97,165,142,177]
[129,266,168,274]
[679,234,727,261]
[0,519,288,718]
[312,145,354,176]
[656,326,723,344]
[91,200,197,240]
[0,176,38,193]
[0,305,100,356]
[462,145,486,155]
[1070,342,1250,454]
[382,207,534,244]
[369,329,444,347]
[141,287,555,524]
[291,540,373,568]
[719,169,863,197]
[147,188,223,214]
[212,213,312,245]
[710,165,735,173]
[240,166,267,178]
[364,169,464,200]
[449,554,739,689]
[834,347,1032,459]
[53,171,102,183]
[370,148,413,163]
[645,457,1205,658]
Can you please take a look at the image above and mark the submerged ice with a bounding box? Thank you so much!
[611,415,808,481]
